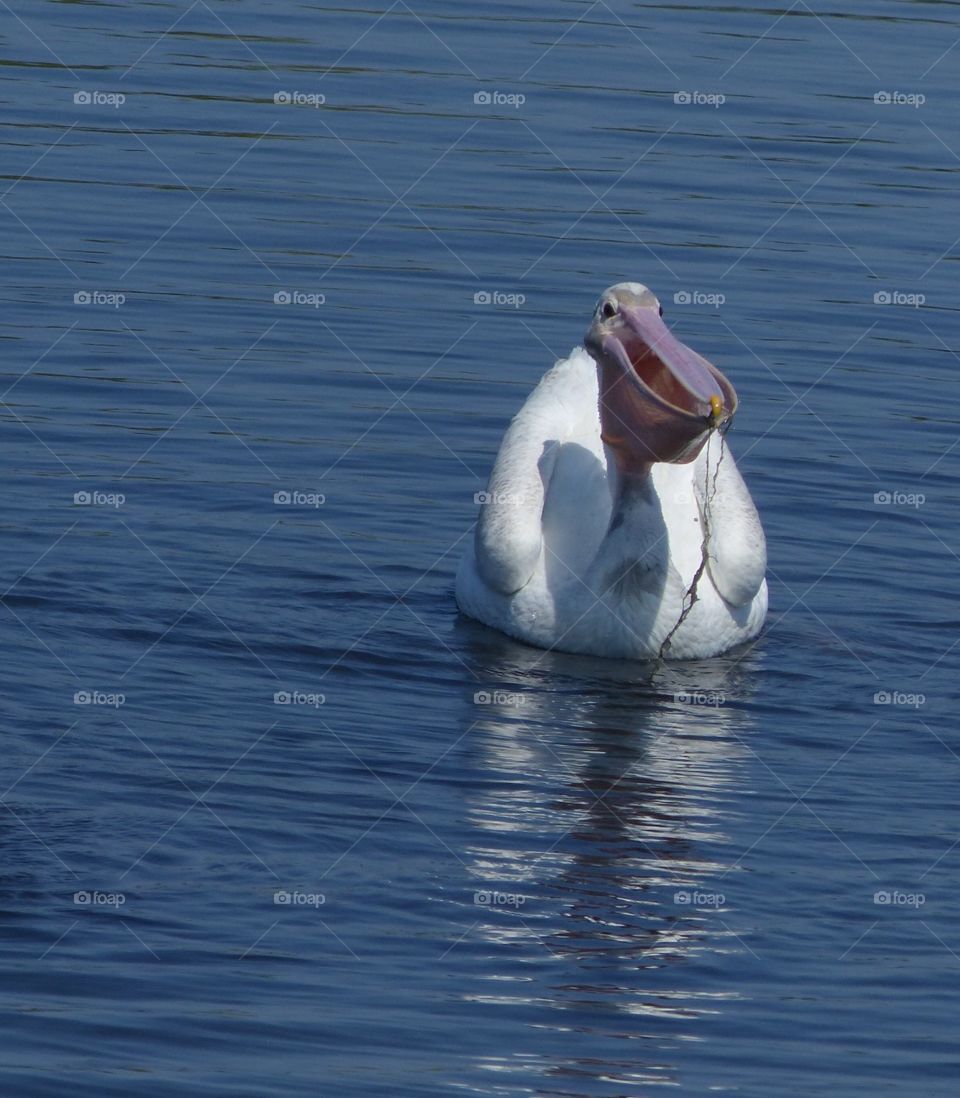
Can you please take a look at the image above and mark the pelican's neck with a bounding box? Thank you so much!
[589,450,670,595]
[606,456,658,535]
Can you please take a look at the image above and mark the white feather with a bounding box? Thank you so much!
[457,346,767,659]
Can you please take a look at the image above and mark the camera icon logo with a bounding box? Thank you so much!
[274,91,291,105]
[274,890,291,904]
[273,490,291,504]
[74,291,91,305]
[74,91,91,105]
[473,291,491,305]
[273,290,291,304]
[474,91,491,105]
[674,91,691,104]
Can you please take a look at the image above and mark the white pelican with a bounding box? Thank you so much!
[455,283,767,660]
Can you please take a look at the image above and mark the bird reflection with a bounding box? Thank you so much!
[451,617,762,1089]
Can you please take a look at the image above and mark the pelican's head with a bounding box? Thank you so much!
[585,282,737,473]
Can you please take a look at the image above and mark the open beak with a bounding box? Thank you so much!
[587,304,737,468]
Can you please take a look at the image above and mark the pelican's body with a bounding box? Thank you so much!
[455,285,767,660]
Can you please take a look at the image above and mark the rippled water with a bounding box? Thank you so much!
[1,2,957,1095]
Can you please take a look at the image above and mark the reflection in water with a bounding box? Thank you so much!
[455,624,761,1090]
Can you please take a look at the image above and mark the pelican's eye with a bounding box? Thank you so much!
[600,300,617,321]
[658,304,663,318]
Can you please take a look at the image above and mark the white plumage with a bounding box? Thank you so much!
[456,287,767,660]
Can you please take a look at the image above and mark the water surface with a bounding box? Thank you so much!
[0,2,957,1095]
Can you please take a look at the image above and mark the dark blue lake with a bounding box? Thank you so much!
[1,1,957,1094]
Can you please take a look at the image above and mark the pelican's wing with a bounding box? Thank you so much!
[695,436,767,607]
[475,348,597,595]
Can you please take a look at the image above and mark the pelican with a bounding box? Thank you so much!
[455,283,767,660]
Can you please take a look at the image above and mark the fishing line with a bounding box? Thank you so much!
[656,426,725,663]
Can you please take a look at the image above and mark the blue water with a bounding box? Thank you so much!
[1,1,957,1094]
